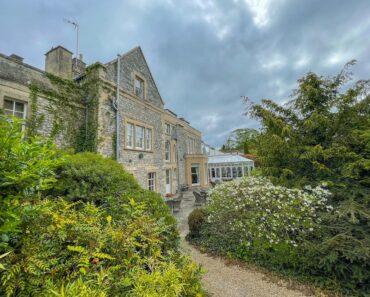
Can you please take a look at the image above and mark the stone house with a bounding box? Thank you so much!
[0,45,208,195]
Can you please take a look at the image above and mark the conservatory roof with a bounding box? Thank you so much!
[208,154,254,164]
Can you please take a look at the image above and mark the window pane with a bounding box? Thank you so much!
[15,102,24,112]
[14,112,24,119]
[237,167,243,177]
[136,126,144,148]
[4,110,13,117]
[146,128,152,150]
[222,167,227,177]
[135,77,144,98]
[148,172,156,191]
[165,141,170,161]
[126,123,133,147]
[191,164,200,184]
[4,100,14,111]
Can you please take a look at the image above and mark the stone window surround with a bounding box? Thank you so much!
[132,71,147,100]
[124,117,153,152]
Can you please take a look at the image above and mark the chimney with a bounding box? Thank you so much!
[45,46,73,79]
[72,53,86,77]
[9,54,24,63]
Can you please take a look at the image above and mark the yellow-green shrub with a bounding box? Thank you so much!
[1,199,204,296]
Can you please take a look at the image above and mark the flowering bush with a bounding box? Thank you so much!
[206,177,332,249]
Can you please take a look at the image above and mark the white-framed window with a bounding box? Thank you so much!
[191,163,200,185]
[135,125,144,149]
[173,144,177,162]
[148,172,156,191]
[187,137,198,154]
[165,140,171,161]
[3,98,26,119]
[126,123,134,148]
[145,128,152,151]
[134,76,144,98]
[165,123,171,135]
[216,168,220,178]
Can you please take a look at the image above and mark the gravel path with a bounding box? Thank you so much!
[174,191,311,297]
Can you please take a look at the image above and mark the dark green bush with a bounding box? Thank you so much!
[51,152,140,204]
[187,208,207,239]
[50,152,179,249]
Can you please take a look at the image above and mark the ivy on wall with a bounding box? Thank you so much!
[27,64,102,153]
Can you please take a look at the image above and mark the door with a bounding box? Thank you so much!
[191,164,200,186]
[165,169,171,193]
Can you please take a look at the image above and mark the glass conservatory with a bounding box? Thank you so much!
[208,154,254,182]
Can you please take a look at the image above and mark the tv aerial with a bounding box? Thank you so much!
[63,18,79,67]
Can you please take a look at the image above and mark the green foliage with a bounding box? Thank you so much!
[1,200,204,296]
[192,63,370,296]
[221,128,259,153]
[0,119,204,296]
[51,152,140,204]
[49,152,178,249]
[0,114,63,251]
[247,62,370,295]
[187,208,207,239]
[28,66,101,152]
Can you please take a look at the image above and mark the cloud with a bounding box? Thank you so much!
[1,0,370,147]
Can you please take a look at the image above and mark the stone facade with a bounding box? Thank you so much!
[0,52,85,148]
[0,45,208,195]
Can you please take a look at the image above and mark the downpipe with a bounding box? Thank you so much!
[112,54,121,161]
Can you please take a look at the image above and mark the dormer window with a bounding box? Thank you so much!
[134,76,144,98]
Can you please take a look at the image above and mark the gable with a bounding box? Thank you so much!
[105,47,164,108]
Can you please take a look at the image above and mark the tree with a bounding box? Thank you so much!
[221,128,259,153]
[245,61,370,294]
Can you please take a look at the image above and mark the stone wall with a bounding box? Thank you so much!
[97,79,166,193]
[0,54,85,149]
[105,47,164,109]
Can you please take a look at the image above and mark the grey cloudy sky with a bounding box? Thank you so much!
[1,0,370,147]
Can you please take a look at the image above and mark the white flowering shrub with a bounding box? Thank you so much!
[206,176,332,248]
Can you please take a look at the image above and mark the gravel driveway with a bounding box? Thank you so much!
[174,191,311,297]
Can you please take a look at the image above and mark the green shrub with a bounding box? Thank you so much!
[192,176,370,295]
[51,152,140,204]
[0,116,204,296]
[1,199,204,297]
[188,208,207,239]
[205,177,331,249]
[50,152,179,249]
[0,115,63,252]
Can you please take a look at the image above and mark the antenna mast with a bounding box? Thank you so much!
[63,18,79,68]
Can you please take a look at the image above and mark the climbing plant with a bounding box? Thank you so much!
[26,64,103,152]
